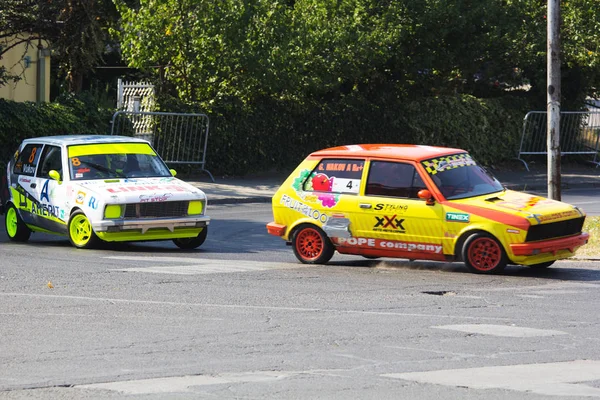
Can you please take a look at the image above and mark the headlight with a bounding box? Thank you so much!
[104,204,123,219]
[188,200,204,215]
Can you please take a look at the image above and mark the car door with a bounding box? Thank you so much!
[31,145,68,233]
[351,160,446,259]
[11,142,44,226]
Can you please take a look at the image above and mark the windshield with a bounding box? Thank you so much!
[67,143,172,180]
[421,153,504,200]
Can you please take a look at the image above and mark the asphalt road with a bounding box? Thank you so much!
[0,193,599,399]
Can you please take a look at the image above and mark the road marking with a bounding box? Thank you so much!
[105,256,304,275]
[77,371,296,394]
[433,324,567,337]
[383,360,600,397]
[516,294,545,299]
[0,293,516,321]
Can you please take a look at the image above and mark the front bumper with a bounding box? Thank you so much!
[510,232,589,256]
[93,215,211,234]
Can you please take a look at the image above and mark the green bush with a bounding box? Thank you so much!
[0,95,113,172]
[169,93,530,176]
[0,92,529,177]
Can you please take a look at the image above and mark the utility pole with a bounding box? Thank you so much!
[547,0,561,200]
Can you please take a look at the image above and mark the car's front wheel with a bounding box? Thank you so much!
[462,232,507,274]
[173,227,208,249]
[5,204,31,242]
[68,210,100,249]
[292,224,334,264]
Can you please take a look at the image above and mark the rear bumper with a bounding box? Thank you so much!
[510,232,589,256]
[93,215,210,234]
[267,222,286,236]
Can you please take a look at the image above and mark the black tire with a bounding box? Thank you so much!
[529,261,555,269]
[5,204,31,242]
[68,210,100,249]
[292,224,334,264]
[462,232,507,274]
[173,227,208,249]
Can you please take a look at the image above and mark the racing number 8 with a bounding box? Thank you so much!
[28,147,37,163]
[72,157,81,167]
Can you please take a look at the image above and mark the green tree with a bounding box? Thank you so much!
[115,0,599,107]
[0,0,117,93]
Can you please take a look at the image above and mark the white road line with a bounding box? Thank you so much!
[383,360,600,397]
[77,371,296,394]
[105,256,306,275]
[433,324,568,337]
[0,293,515,321]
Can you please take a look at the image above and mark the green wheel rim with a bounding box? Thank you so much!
[6,207,18,238]
[70,214,93,246]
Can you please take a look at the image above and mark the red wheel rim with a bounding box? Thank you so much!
[467,237,501,271]
[296,228,323,261]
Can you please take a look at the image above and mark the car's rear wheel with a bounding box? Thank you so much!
[5,204,31,242]
[292,224,334,264]
[462,232,507,274]
[529,261,555,269]
[173,227,208,249]
[68,210,100,249]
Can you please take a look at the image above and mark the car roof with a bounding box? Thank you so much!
[310,144,466,162]
[22,135,150,147]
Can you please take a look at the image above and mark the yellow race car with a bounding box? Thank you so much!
[267,144,589,274]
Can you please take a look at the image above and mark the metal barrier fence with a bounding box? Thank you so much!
[110,111,214,181]
[517,111,600,171]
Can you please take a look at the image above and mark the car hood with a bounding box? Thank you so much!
[74,177,206,203]
[447,189,584,225]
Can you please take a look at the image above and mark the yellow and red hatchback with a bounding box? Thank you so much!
[267,144,589,274]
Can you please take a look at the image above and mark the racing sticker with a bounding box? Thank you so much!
[75,191,86,205]
[446,212,470,223]
[305,159,364,195]
[333,236,442,254]
[422,153,476,175]
[374,203,409,212]
[290,159,365,209]
[139,193,172,203]
[373,215,406,233]
[280,194,329,223]
[496,197,554,211]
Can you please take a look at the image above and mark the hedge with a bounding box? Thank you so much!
[195,93,529,176]
[0,92,530,176]
[0,94,113,172]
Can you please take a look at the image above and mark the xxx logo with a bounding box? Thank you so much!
[374,215,405,231]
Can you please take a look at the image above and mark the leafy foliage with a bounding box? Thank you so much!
[115,0,599,107]
[0,96,112,172]
[0,0,118,93]
[160,92,528,176]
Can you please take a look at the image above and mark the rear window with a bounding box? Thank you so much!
[13,144,42,176]
[303,159,365,194]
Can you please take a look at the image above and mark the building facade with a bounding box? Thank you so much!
[0,34,51,103]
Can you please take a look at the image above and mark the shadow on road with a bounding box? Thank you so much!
[329,258,600,282]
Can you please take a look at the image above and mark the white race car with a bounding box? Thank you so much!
[1,135,210,249]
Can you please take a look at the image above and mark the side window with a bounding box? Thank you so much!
[303,159,365,194]
[13,144,42,176]
[366,161,425,199]
[37,145,63,179]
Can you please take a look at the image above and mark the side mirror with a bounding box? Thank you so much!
[49,170,62,184]
[170,169,177,177]
[418,189,435,205]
